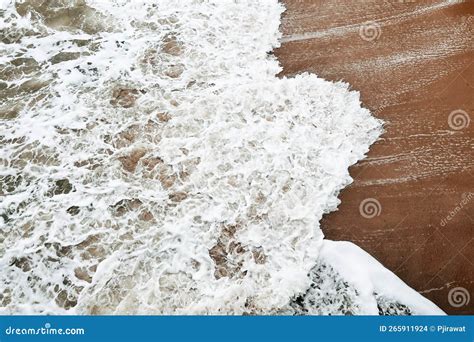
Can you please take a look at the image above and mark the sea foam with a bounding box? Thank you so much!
[0,0,442,314]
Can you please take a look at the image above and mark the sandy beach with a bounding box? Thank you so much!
[0,0,470,315]
[276,0,474,314]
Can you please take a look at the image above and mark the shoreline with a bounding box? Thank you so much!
[276,0,474,314]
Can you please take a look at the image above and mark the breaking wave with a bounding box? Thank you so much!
[0,0,442,315]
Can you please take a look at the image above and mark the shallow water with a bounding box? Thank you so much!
[1,0,439,315]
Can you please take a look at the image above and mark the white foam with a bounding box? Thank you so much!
[0,0,441,315]
[318,240,445,315]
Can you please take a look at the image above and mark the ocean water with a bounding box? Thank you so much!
[0,0,442,314]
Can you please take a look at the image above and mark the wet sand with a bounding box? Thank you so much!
[276,0,474,314]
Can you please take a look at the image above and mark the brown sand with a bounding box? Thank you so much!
[276,0,474,314]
